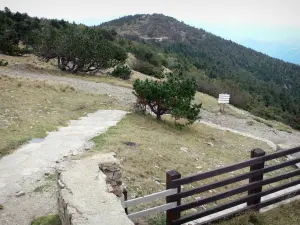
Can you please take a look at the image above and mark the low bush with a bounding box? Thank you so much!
[111,65,132,80]
[0,59,8,66]
[132,60,164,79]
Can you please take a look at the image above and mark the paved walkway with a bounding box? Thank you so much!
[0,110,127,225]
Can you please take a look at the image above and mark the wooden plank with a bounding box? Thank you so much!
[172,146,300,186]
[124,188,177,208]
[172,169,300,213]
[171,178,300,224]
[128,202,177,220]
[171,156,300,200]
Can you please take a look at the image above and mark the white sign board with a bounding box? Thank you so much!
[218,94,230,104]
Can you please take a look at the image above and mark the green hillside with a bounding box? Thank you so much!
[102,14,300,129]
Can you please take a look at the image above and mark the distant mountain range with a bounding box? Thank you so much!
[239,39,300,65]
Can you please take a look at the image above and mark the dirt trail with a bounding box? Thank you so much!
[201,110,300,150]
[1,65,135,105]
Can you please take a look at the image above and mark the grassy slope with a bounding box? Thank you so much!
[90,113,284,222]
[0,75,118,156]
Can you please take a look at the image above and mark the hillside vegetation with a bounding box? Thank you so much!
[102,14,300,129]
[1,8,300,129]
[0,7,126,73]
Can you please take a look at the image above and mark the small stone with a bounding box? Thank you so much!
[58,180,65,188]
[190,208,197,212]
[180,147,188,153]
[154,165,160,169]
[205,142,214,147]
[196,166,203,169]
[16,191,25,197]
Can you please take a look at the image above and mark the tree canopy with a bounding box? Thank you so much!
[133,73,201,125]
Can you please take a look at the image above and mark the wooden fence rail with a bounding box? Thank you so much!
[123,146,300,225]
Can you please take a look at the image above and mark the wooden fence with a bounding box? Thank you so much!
[123,146,300,225]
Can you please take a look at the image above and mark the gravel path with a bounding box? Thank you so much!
[1,65,136,105]
[200,110,300,151]
[0,110,127,225]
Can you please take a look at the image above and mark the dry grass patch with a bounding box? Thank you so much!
[0,75,119,156]
[90,113,290,222]
[216,200,300,225]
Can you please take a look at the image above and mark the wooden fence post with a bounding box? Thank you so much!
[166,170,181,225]
[123,186,128,215]
[247,148,266,207]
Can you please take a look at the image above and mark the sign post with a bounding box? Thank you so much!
[218,94,230,113]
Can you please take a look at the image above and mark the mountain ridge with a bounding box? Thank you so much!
[102,14,300,129]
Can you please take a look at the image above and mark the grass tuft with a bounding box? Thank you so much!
[31,214,61,225]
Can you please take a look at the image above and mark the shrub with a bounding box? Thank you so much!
[31,214,61,225]
[132,60,164,79]
[133,72,202,126]
[0,59,8,66]
[111,65,132,80]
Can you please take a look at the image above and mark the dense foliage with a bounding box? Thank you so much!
[0,7,126,73]
[111,65,132,80]
[103,14,300,129]
[133,73,201,125]
[34,25,126,73]
[117,38,167,78]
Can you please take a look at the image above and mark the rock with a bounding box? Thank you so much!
[276,143,292,151]
[196,205,206,212]
[246,121,254,126]
[196,166,203,169]
[0,204,3,210]
[16,191,25,197]
[58,179,65,189]
[180,147,188,153]
[205,142,214,147]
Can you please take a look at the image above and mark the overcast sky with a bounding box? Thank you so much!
[1,0,300,42]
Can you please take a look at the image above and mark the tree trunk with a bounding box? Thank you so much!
[156,114,162,120]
